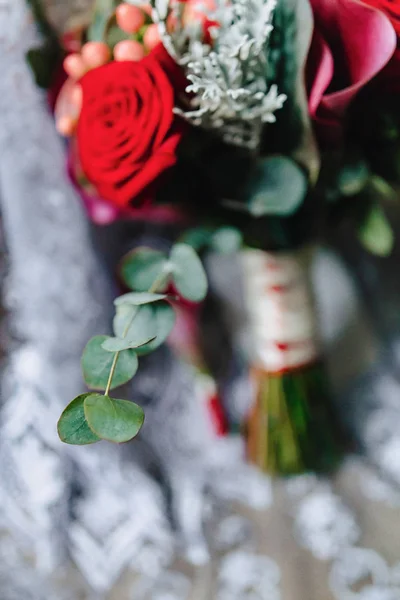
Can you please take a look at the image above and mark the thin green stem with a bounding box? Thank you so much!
[104,267,170,397]
[104,352,119,397]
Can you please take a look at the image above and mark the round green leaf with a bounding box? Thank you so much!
[115,292,168,306]
[101,335,155,353]
[358,203,394,257]
[57,394,101,446]
[337,161,369,197]
[113,302,175,355]
[135,302,176,356]
[180,227,213,251]
[82,336,139,391]
[84,394,145,443]
[170,244,208,302]
[211,227,243,254]
[120,247,169,292]
[113,304,137,339]
[113,304,157,344]
[246,156,308,217]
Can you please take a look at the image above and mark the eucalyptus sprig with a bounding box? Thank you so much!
[57,243,208,445]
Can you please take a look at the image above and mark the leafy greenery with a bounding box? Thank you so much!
[58,243,208,446]
[87,0,118,42]
[113,302,176,355]
[211,227,243,254]
[57,395,101,445]
[115,292,169,306]
[170,244,208,302]
[82,335,139,391]
[25,0,64,89]
[134,304,176,355]
[181,226,243,254]
[358,203,394,257]
[120,248,170,292]
[84,394,144,443]
[245,156,307,217]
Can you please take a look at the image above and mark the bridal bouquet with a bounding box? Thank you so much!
[29,0,400,474]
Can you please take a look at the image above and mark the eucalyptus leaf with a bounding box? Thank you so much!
[87,0,116,42]
[101,335,155,352]
[120,247,170,292]
[358,203,394,257]
[114,302,175,355]
[170,244,208,302]
[57,394,101,446]
[211,227,243,254]
[135,302,176,356]
[115,292,168,306]
[84,394,145,443]
[337,161,369,197]
[82,336,139,391]
[113,305,156,343]
[180,227,214,251]
[246,156,307,217]
[370,176,398,202]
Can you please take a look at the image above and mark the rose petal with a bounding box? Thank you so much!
[311,0,397,110]
[77,57,184,208]
[309,0,397,142]
[307,29,334,117]
[362,0,400,36]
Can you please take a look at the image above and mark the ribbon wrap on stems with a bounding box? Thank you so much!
[241,247,344,474]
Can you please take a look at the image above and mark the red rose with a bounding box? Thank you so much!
[307,0,396,145]
[77,44,185,209]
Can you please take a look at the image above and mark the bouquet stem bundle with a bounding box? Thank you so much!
[242,248,343,475]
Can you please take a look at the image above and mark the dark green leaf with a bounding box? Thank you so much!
[358,203,394,257]
[115,292,168,306]
[246,156,307,217]
[170,244,208,302]
[84,394,144,443]
[120,247,170,292]
[26,0,63,87]
[337,161,369,197]
[82,336,139,391]
[26,44,61,89]
[211,227,243,254]
[57,394,101,446]
[370,176,397,203]
[180,227,213,251]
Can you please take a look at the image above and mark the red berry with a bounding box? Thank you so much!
[63,53,86,79]
[56,116,76,137]
[81,42,111,69]
[114,40,145,61]
[116,4,145,33]
[143,24,160,51]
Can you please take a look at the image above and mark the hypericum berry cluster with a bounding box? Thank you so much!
[56,3,162,137]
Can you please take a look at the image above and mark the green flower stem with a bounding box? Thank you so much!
[104,268,170,397]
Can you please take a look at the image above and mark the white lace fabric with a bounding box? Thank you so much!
[0,2,399,600]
